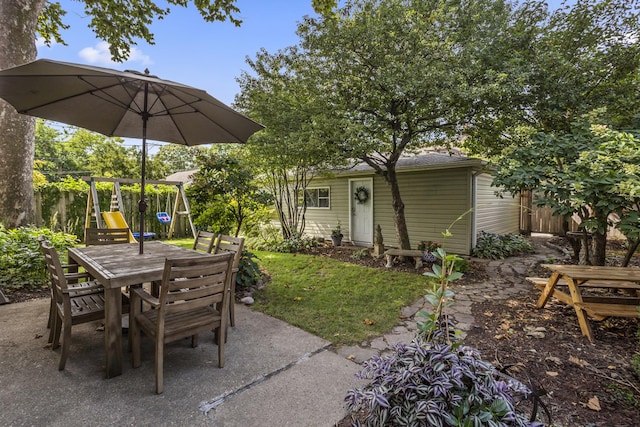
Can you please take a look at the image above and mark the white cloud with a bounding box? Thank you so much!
[79,41,153,67]
[35,37,49,48]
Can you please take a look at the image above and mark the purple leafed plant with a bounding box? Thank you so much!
[345,337,543,427]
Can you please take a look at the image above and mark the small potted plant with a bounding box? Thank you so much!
[331,221,343,246]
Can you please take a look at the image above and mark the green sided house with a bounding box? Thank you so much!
[302,153,520,256]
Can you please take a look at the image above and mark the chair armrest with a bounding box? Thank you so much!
[130,286,160,308]
[63,281,103,293]
[61,263,80,269]
[64,272,91,280]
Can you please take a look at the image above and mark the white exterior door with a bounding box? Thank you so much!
[349,178,373,245]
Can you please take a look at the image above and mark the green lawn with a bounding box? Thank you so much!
[251,251,434,346]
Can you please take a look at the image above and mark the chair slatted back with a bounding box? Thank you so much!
[158,253,234,316]
[40,241,69,306]
[85,228,131,246]
[215,235,244,269]
[192,231,217,253]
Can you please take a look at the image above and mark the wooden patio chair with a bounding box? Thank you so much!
[40,240,106,371]
[193,230,217,253]
[85,228,133,318]
[130,252,234,394]
[38,236,99,332]
[214,235,245,327]
[149,230,218,297]
[85,227,131,246]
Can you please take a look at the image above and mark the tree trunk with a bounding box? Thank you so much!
[623,239,640,267]
[385,166,411,250]
[592,231,607,266]
[0,0,45,227]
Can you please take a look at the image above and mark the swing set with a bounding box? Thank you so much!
[83,177,196,242]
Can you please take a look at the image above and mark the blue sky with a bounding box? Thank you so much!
[37,0,319,107]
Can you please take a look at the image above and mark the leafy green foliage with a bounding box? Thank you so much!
[37,0,242,62]
[350,249,369,260]
[235,249,262,292]
[472,231,534,260]
[465,0,640,157]
[0,225,78,291]
[187,150,272,237]
[295,0,539,249]
[253,232,321,254]
[236,46,342,240]
[494,118,640,265]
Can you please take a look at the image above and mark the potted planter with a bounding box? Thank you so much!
[331,222,343,246]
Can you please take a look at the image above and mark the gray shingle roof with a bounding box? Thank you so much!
[345,152,485,173]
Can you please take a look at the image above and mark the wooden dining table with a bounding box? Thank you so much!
[67,241,209,378]
[534,264,640,341]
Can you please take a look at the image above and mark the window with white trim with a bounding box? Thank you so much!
[304,187,330,208]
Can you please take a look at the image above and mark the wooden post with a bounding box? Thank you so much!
[373,224,385,258]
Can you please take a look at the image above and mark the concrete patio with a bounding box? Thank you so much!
[0,298,362,426]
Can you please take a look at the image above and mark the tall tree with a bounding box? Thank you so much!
[465,0,640,156]
[187,150,272,236]
[148,145,203,180]
[0,0,338,227]
[236,47,341,239]
[298,0,534,249]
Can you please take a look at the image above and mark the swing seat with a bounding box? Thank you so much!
[132,231,157,240]
[156,212,171,224]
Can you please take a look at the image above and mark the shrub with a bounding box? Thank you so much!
[345,337,542,427]
[454,257,470,274]
[0,225,79,291]
[248,230,320,253]
[236,249,262,292]
[351,249,370,260]
[472,231,534,259]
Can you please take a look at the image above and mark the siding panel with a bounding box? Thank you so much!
[474,173,520,239]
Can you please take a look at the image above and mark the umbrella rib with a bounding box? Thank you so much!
[159,86,247,144]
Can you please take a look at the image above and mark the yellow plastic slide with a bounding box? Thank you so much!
[102,211,138,243]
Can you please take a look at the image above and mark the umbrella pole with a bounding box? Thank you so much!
[139,83,149,255]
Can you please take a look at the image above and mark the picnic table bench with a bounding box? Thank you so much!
[528,264,640,341]
[384,249,424,269]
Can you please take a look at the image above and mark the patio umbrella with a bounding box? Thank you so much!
[0,59,264,254]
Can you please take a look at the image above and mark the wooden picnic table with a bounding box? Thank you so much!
[529,264,640,341]
[68,241,209,378]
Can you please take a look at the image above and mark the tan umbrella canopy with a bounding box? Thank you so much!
[0,59,264,253]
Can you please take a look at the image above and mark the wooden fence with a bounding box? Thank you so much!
[520,191,624,238]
